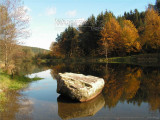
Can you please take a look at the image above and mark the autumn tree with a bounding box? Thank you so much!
[100,15,121,57]
[50,42,64,58]
[121,20,140,53]
[0,5,16,67]
[78,11,114,57]
[1,0,30,39]
[142,8,160,52]
[0,0,30,69]
[100,16,140,57]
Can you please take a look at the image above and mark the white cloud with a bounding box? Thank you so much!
[65,10,77,17]
[46,7,56,16]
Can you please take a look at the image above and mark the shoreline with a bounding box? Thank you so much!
[0,70,43,111]
[37,53,160,67]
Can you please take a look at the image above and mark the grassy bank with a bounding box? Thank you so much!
[0,70,42,111]
[100,53,160,66]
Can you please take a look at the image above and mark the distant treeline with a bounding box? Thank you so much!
[22,46,49,55]
[49,0,160,58]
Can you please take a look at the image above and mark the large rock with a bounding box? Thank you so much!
[57,73,105,102]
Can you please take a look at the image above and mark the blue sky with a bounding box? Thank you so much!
[23,0,156,50]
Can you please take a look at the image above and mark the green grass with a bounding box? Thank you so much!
[41,53,160,66]
[107,56,136,63]
[0,71,43,91]
[0,92,7,111]
[0,70,43,110]
[96,53,160,67]
[0,92,6,102]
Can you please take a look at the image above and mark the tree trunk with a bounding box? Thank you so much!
[4,41,8,69]
[105,48,107,59]
[105,41,108,61]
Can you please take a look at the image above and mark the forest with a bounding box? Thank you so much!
[50,0,160,59]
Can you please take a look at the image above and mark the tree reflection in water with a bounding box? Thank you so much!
[0,63,49,120]
[1,62,160,120]
[0,91,33,120]
[50,63,160,112]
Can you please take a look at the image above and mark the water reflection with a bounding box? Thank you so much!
[1,62,160,120]
[0,65,49,120]
[103,65,141,109]
[16,61,49,75]
[57,94,105,119]
[0,91,33,120]
[128,67,160,111]
[50,63,160,113]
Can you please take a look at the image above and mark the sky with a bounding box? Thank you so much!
[23,0,156,50]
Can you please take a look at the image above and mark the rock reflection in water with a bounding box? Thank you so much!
[57,94,105,119]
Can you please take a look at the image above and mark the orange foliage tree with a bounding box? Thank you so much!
[100,16,140,57]
[121,20,140,53]
[50,42,65,58]
[100,16,121,57]
[142,8,160,50]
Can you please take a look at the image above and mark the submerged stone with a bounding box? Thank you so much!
[57,72,105,102]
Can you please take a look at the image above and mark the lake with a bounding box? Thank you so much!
[1,63,160,120]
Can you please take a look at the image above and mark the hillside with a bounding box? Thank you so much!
[22,46,50,55]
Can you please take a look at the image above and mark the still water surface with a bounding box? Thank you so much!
[1,63,160,120]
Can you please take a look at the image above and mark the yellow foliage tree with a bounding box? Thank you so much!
[100,17,121,57]
[121,20,140,53]
[100,17,140,57]
[142,8,160,50]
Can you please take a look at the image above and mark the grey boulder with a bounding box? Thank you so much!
[57,73,105,102]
